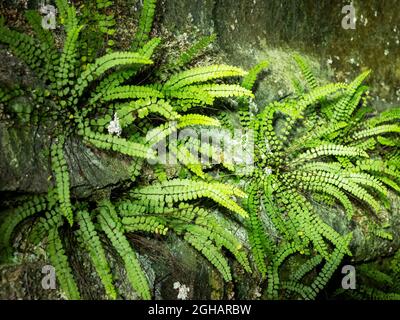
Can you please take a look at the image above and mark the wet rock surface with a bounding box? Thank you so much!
[1,0,400,299]
[160,0,400,107]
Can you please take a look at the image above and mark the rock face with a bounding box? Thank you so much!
[0,0,399,300]
[0,123,132,196]
[160,0,400,107]
[0,234,225,300]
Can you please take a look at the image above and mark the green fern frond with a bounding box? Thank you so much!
[171,142,207,179]
[47,227,80,300]
[377,136,400,147]
[289,170,382,213]
[55,0,78,32]
[131,0,157,50]
[75,52,153,97]
[281,280,316,300]
[293,54,318,89]
[194,84,254,98]
[190,212,251,273]
[51,136,73,225]
[29,208,63,245]
[76,210,117,300]
[241,60,269,91]
[122,215,168,235]
[276,83,347,119]
[293,144,368,164]
[175,34,216,68]
[103,85,163,101]
[0,26,48,78]
[309,233,352,298]
[305,182,354,219]
[289,255,323,283]
[145,114,220,146]
[25,10,55,50]
[90,38,161,104]
[0,195,48,261]
[185,223,250,274]
[332,70,370,122]
[56,25,83,92]
[245,183,272,279]
[98,201,151,300]
[358,286,400,300]
[130,179,248,218]
[83,129,156,160]
[163,65,247,91]
[184,231,232,281]
[369,224,393,241]
[366,108,400,128]
[266,243,302,299]
[351,124,400,141]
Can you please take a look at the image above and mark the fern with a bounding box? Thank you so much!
[29,207,63,246]
[163,65,247,90]
[82,129,157,160]
[130,179,248,218]
[2,0,399,301]
[184,231,232,281]
[293,54,318,89]
[245,182,272,279]
[75,52,153,97]
[0,26,48,78]
[310,233,352,296]
[98,201,151,300]
[216,54,400,299]
[0,195,48,261]
[266,243,302,299]
[131,0,157,50]
[288,255,323,283]
[51,136,73,225]
[0,0,254,300]
[160,34,217,78]
[241,60,269,91]
[47,227,80,300]
[56,25,83,91]
[55,0,78,32]
[24,10,55,50]
[76,210,117,299]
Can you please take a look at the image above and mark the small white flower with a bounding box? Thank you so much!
[264,167,272,176]
[107,113,122,136]
[173,282,190,300]
[249,100,258,113]
[173,281,181,290]
[384,49,389,56]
